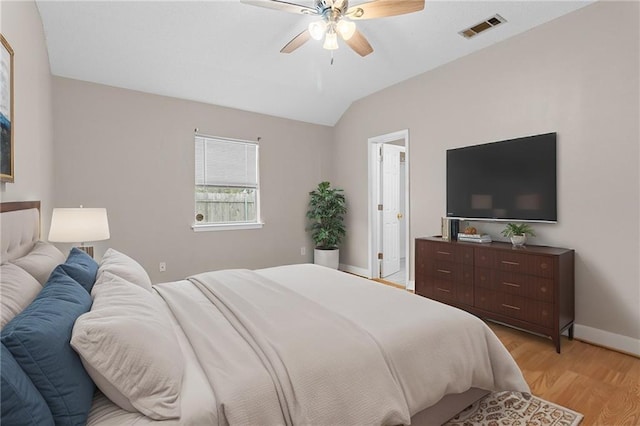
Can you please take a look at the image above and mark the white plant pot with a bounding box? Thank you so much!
[314,248,339,269]
[510,235,526,247]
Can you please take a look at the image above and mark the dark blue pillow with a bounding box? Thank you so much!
[1,343,54,426]
[1,267,95,426]
[59,247,99,293]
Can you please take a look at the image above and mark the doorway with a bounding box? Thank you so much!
[368,130,410,289]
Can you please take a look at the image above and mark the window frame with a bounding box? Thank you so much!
[192,133,263,232]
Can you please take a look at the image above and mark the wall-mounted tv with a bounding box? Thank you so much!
[447,133,557,222]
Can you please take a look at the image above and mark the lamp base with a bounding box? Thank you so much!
[77,245,94,258]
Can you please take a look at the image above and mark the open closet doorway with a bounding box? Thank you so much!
[368,130,410,289]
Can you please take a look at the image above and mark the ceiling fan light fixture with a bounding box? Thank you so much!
[337,19,356,40]
[323,31,339,50]
[308,20,327,40]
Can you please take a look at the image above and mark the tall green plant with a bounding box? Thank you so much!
[306,181,347,250]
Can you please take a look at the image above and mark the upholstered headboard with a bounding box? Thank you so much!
[1,201,41,263]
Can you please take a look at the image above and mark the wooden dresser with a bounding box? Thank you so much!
[415,237,575,353]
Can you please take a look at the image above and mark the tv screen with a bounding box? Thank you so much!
[447,133,557,222]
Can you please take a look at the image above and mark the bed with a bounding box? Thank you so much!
[1,201,530,426]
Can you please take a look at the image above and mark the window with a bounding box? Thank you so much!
[194,135,261,231]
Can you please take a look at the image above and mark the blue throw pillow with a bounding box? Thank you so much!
[1,343,54,426]
[1,267,95,426]
[59,247,99,293]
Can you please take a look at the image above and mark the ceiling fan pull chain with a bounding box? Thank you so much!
[330,50,334,65]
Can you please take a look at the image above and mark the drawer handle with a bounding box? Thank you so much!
[436,251,451,256]
[501,303,521,311]
[501,260,520,266]
[502,281,521,288]
[436,269,452,274]
[436,287,451,293]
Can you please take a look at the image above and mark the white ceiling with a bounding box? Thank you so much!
[36,0,594,126]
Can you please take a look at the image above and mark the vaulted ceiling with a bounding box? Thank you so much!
[37,0,594,126]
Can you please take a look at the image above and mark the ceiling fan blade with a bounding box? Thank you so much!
[347,0,424,20]
[241,0,318,15]
[281,29,312,53]
[344,29,373,57]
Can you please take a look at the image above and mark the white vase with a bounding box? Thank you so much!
[510,235,526,247]
[314,248,339,269]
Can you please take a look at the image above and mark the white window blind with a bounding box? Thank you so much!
[194,135,261,230]
[195,136,258,188]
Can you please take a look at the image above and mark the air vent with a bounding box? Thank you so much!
[459,14,506,39]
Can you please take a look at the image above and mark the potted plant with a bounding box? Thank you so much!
[306,181,347,269]
[501,223,536,247]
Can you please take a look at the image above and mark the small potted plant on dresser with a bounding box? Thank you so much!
[501,223,536,247]
[306,181,347,269]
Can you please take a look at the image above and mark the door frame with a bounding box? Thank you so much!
[367,129,410,288]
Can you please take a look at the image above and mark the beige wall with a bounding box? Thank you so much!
[0,0,55,236]
[333,1,639,350]
[52,77,333,282]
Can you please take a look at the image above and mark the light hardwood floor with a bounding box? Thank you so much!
[488,322,640,426]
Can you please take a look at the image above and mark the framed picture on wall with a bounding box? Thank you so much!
[1,34,14,183]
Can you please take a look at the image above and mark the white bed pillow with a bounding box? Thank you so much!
[0,264,42,328]
[11,241,66,285]
[71,271,184,420]
[97,248,152,292]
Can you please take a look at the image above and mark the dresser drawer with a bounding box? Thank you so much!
[456,247,474,265]
[475,268,494,289]
[496,293,553,328]
[474,287,495,311]
[426,260,456,281]
[431,278,456,302]
[428,243,456,262]
[427,242,473,265]
[527,255,554,278]
[455,283,474,306]
[475,249,495,268]
[496,271,553,302]
[459,265,473,286]
[495,252,554,278]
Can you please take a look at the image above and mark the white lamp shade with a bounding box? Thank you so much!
[48,208,110,243]
[323,31,339,50]
[337,19,356,40]
[308,21,327,41]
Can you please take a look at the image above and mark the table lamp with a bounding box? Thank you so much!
[48,207,110,258]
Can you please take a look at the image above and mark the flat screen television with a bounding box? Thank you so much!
[447,132,557,222]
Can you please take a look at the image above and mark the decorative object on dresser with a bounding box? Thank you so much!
[441,218,461,242]
[307,181,347,269]
[501,222,536,247]
[415,237,574,353]
[48,207,110,258]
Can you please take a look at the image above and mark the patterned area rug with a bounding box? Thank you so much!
[444,391,584,426]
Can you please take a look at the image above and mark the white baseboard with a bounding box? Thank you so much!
[574,324,640,357]
[338,264,370,278]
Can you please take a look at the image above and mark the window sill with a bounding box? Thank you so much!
[192,222,264,232]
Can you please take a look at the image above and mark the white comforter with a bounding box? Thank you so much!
[88,264,529,426]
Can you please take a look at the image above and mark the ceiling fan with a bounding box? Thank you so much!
[240,0,425,57]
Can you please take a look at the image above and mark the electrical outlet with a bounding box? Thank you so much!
[300,247,306,256]
[159,262,166,272]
